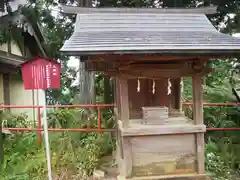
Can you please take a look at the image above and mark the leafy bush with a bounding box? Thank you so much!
[0,108,115,179]
[205,138,240,180]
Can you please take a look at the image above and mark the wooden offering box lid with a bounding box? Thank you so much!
[142,106,169,120]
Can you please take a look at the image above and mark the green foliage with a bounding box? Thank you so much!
[0,27,10,45]
[205,137,240,180]
[0,108,115,179]
[181,58,240,179]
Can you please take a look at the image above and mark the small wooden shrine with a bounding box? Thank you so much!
[61,7,240,180]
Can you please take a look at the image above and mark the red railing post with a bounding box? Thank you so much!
[97,105,101,134]
[37,107,41,144]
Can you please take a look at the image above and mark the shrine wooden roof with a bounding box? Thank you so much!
[60,7,240,56]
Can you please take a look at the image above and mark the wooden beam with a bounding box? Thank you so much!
[119,62,212,72]
[87,61,192,72]
[119,63,187,71]
[118,120,206,136]
[88,54,206,62]
[192,75,205,174]
[106,67,213,78]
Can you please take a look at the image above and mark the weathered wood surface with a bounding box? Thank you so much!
[117,76,130,128]
[168,109,185,117]
[105,68,212,78]
[118,174,209,180]
[118,119,206,137]
[87,54,211,62]
[142,106,169,121]
[131,135,197,177]
[86,56,212,78]
[78,60,96,104]
[192,75,205,174]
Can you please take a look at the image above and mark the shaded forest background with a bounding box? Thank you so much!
[0,0,240,179]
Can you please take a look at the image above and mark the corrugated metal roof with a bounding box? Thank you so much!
[60,9,240,56]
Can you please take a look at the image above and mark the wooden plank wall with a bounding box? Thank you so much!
[131,134,197,177]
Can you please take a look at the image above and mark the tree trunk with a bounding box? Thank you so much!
[77,0,95,105]
[78,59,95,104]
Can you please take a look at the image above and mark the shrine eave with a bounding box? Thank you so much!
[60,8,240,57]
[60,48,240,57]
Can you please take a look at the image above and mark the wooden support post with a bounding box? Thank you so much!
[118,75,130,128]
[122,137,132,178]
[180,77,183,111]
[116,76,132,179]
[192,75,205,174]
[175,78,182,110]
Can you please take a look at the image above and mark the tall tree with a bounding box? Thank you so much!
[18,0,80,105]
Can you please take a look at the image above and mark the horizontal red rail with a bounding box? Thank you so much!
[4,128,115,132]
[0,104,115,144]
[0,104,115,108]
[0,103,240,108]
[207,128,240,131]
[183,103,240,107]
[4,127,240,132]
[1,103,240,145]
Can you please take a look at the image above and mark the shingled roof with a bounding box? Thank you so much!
[60,7,240,56]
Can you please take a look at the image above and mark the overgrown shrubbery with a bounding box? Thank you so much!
[0,108,115,179]
[1,106,240,180]
[205,137,240,180]
[203,107,240,180]
[182,60,240,180]
[182,105,240,179]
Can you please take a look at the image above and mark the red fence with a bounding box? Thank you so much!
[1,103,240,144]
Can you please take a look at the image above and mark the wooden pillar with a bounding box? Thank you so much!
[117,76,129,128]
[180,77,183,111]
[116,76,132,179]
[169,78,182,112]
[174,78,181,110]
[192,74,205,174]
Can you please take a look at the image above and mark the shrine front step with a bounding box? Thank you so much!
[117,174,210,180]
